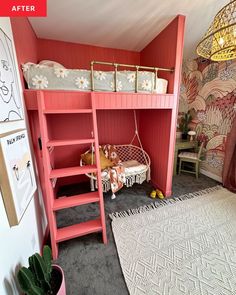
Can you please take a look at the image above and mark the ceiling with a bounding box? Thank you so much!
[29,0,229,60]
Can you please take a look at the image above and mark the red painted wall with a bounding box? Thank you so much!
[140,15,185,196]
[11,18,38,64]
[140,15,184,94]
[139,109,172,195]
[37,39,140,70]
[11,18,38,87]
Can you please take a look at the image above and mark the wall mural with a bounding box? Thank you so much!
[0,28,23,122]
[179,58,236,180]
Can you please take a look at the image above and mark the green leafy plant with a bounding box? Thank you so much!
[17,245,53,295]
[179,111,192,134]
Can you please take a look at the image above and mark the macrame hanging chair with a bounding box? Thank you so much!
[80,110,151,194]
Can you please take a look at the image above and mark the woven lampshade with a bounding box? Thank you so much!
[196,0,236,61]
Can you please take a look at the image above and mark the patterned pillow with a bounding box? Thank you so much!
[81,149,114,170]
[102,144,121,165]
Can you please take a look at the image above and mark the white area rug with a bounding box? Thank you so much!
[110,186,236,295]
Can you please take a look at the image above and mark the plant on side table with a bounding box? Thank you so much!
[17,245,66,295]
[179,111,192,139]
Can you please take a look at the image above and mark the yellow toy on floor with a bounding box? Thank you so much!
[149,189,165,199]
[156,189,164,199]
[150,190,157,199]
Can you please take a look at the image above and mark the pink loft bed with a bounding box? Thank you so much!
[18,15,185,258]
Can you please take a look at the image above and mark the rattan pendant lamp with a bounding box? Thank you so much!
[196,0,236,61]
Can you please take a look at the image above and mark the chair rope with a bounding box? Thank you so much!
[130,110,150,179]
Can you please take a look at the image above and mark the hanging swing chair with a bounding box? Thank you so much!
[80,110,151,194]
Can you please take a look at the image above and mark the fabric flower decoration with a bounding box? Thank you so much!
[110,151,118,159]
[75,77,89,89]
[111,80,122,91]
[94,71,106,81]
[32,75,48,89]
[22,63,31,72]
[118,171,126,183]
[141,80,152,91]
[54,68,69,78]
[127,73,135,83]
[111,182,119,191]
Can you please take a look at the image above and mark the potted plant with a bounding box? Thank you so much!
[17,245,66,295]
[179,111,192,139]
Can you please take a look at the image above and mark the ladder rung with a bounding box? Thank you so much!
[49,165,97,179]
[56,219,102,243]
[43,109,92,114]
[53,192,100,211]
[47,139,95,147]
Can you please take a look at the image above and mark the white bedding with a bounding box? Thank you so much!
[22,63,168,94]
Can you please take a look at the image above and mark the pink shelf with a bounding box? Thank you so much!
[24,90,176,111]
[93,92,176,110]
[49,165,97,179]
[53,192,100,211]
[56,219,102,242]
[47,138,95,147]
[43,109,92,114]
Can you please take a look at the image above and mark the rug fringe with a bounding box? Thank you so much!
[109,185,223,221]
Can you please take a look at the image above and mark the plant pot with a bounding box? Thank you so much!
[51,265,66,295]
[181,133,188,140]
[176,131,182,139]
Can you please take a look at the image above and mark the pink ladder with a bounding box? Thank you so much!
[37,91,107,259]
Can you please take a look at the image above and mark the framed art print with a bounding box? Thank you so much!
[0,28,23,122]
[0,129,36,226]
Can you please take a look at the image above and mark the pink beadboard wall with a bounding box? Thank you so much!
[140,15,185,95]
[46,110,137,187]
[140,15,185,196]
[10,18,38,86]
[37,39,140,70]
[139,109,172,193]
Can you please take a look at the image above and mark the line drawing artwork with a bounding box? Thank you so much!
[0,28,23,122]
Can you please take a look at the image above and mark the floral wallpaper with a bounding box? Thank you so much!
[179,58,236,180]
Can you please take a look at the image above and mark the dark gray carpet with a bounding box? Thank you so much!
[55,174,218,295]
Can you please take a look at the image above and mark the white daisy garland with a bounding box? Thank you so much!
[75,77,89,89]
[32,75,48,89]
[111,80,123,91]
[141,79,152,91]
[54,68,69,78]
[94,71,106,81]
[127,73,135,83]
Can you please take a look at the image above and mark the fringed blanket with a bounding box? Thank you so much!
[102,145,125,194]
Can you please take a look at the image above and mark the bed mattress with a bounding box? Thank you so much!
[22,63,168,94]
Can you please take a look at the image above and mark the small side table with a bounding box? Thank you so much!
[173,139,197,176]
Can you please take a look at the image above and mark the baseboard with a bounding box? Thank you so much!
[200,169,222,183]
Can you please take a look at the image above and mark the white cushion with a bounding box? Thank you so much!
[39,60,65,68]
[153,78,168,94]
[100,160,147,179]
[122,160,147,175]
[178,152,198,160]
[122,160,140,168]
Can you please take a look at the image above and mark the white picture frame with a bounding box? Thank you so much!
[0,28,23,122]
[0,129,36,226]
